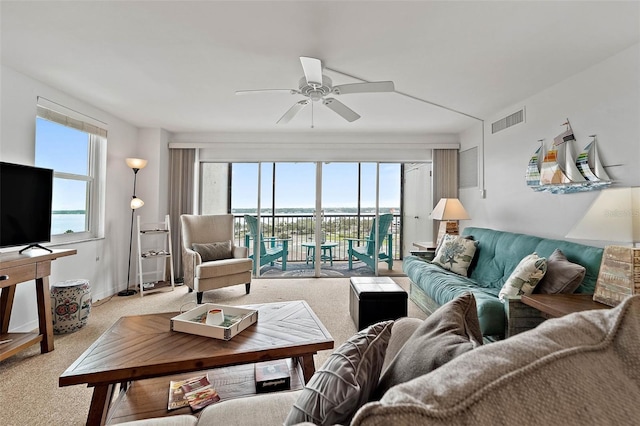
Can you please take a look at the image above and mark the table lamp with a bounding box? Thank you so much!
[430,198,471,245]
[566,187,639,306]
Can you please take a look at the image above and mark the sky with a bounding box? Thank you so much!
[231,162,401,209]
[35,118,89,211]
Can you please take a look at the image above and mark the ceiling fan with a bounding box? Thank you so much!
[236,57,395,124]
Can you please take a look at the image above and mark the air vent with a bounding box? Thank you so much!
[492,108,525,134]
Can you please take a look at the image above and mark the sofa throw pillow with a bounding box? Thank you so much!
[434,233,474,256]
[432,234,478,276]
[374,293,483,398]
[534,249,586,294]
[284,320,394,426]
[192,241,232,262]
[498,252,547,301]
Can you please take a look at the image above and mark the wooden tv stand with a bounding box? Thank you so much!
[0,248,76,361]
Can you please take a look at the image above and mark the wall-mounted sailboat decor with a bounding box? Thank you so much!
[525,120,612,194]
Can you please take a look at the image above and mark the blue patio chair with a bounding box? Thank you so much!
[346,213,394,271]
[243,215,289,273]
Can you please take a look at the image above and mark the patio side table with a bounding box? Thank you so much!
[301,242,338,267]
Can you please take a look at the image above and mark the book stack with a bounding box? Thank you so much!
[255,359,291,393]
[168,375,220,411]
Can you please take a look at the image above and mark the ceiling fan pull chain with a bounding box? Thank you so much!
[311,102,314,129]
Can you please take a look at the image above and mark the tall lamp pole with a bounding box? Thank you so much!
[118,158,147,297]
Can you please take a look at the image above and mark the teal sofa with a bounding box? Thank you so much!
[404,227,604,339]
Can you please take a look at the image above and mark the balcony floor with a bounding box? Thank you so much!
[255,260,405,278]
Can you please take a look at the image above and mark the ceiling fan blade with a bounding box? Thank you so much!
[235,89,298,95]
[332,81,395,95]
[322,98,361,122]
[277,100,309,124]
[300,57,323,87]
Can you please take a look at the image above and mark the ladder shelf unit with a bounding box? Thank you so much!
[136,214,175,297]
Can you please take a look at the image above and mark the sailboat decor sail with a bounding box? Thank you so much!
[526,140,543,187]
[525,121,612,194]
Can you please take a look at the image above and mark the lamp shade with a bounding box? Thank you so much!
[430,198,471,221]
[566,187,640,244]
[126,158,148,170]
[130,197,144,209]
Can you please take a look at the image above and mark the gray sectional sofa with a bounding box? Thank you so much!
[116,295,640,426]
[404,227,604,338]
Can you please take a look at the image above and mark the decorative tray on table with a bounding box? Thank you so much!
[170,303,258,340]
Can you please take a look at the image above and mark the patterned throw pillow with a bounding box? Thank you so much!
[285,321,394,426]
[192,241,232,262]
[499,253,547,301]
[432,234,478,276]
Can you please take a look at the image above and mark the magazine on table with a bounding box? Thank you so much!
[180,375,221,411]
[167,374,220,411]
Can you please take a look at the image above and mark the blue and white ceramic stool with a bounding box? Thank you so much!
[50,279,92,334]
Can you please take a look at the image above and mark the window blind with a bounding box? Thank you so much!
[37,97,107,138]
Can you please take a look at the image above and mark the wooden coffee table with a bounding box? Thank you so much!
[59,300,334,425]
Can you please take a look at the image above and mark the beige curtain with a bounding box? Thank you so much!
[169,148,196,280]
[432,149,459,239]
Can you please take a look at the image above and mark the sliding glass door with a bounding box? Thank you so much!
[203,160,402,278]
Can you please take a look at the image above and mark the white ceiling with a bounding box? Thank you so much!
[2,1,639,134]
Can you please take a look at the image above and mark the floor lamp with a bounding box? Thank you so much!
[118,157,147,297]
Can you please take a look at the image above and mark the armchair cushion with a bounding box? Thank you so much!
[192,241,233,261]
[197,258,253,279]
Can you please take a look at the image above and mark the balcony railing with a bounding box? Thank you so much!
[233,214,401,262]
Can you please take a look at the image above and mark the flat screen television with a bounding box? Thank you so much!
[0,162,54,252]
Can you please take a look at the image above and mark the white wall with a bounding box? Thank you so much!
[0,66,144,331]
[137,128,171,222]
[459,44,640,244]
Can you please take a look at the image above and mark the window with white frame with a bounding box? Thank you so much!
[35,99,106,243]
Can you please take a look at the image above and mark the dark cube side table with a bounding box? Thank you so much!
[349,277,408,330]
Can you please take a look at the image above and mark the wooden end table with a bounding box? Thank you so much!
[0,248,76,360]
[59,300,334,426]
[521,293,610,319]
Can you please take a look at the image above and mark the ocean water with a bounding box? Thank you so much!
[52,214,85,235]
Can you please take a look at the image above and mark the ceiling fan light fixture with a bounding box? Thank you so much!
[298,76,332,98]
[309,91,323,102]
[237,56,394,125]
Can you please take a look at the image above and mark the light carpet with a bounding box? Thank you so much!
[0,276,425,426]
